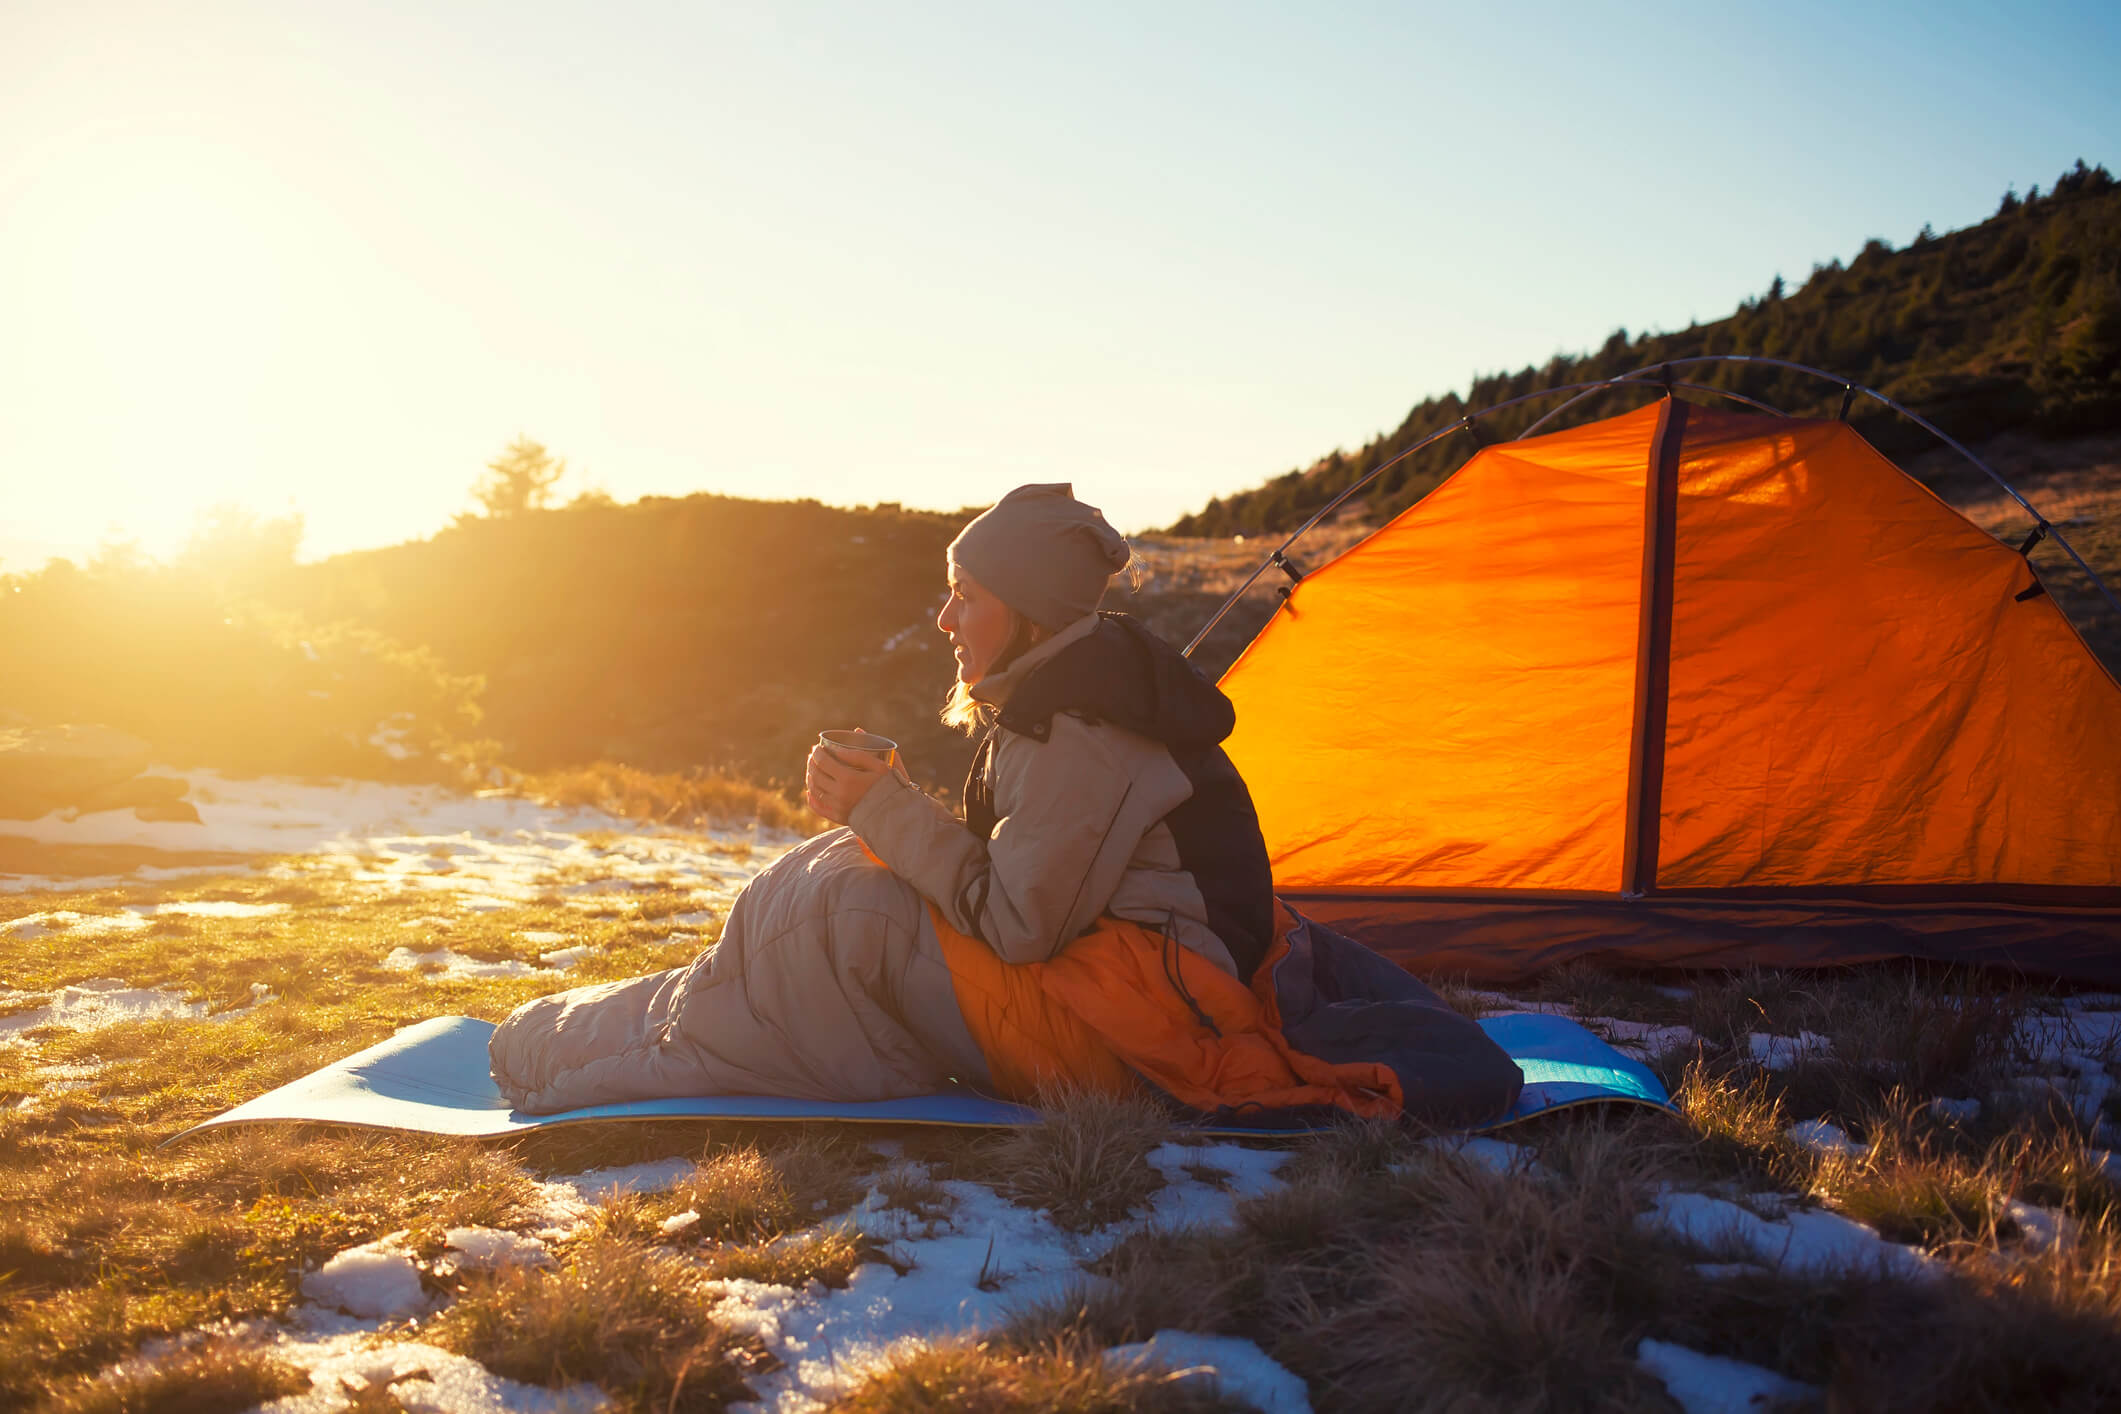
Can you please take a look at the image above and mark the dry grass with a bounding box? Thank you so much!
[827,1333,1256,1413]
[11,860,2121,1411]
[601,1132,881,1242]
[698,1226,879,1289]
[428,1232,772,1411]
[1669,965,2030,1099]
[36,1337,309,1414]
[513,759,821,834]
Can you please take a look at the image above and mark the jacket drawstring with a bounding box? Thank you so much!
[1161,911,1222,1038]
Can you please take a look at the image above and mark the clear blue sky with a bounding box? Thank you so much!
[3,0,2116,566]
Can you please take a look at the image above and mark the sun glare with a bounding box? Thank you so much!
[13,139,308,560]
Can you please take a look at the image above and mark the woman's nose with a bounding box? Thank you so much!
[936,597,955,634]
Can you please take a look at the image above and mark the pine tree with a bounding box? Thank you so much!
[473,437,567,517]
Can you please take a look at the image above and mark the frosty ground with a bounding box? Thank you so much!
[5,777,2121,1412]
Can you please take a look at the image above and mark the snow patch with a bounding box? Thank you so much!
[451,893,516,912]
[154,900,289,918]
[0,978,207,1042]
[300,1238,427,1319]
[1640,1188,1937,1280]
[1746,1031,1833,1070]
[1997,1071,2114,1126]
[383,946,547,980]
[1,909,152,939]
[1590,1016,1699,1059]
[2018,1008,2121,1067]
[1785,1119,1865,1159]
[1636,1338,1819,1413]
[1104,1331,1312,1413]
[1129,1143,1291,1234]
[246,1329,604,1413]
[2001,1198,2077,1253]
[530,1157,699,1233]
[1415,1134,1542,1176]
[439,1226,552,1273]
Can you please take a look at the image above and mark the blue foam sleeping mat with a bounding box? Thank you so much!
[167,1011,1670,1145]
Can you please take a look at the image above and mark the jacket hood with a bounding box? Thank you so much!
[995,612,1236,751]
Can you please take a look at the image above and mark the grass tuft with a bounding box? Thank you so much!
[826,1332,1256,1413]
[428,1232,771,1412]
[965,1087,1173,1233]
[37,1337,310,1414]
[700,1226,879,1289]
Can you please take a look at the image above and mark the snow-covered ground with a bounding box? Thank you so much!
[0,770,790,904]
[0,773,793,1059]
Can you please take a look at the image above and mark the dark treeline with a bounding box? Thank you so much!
[1171,162,2121,537]
[274,495,980,791]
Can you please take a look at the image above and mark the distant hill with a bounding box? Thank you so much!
[1170,161,2121,538]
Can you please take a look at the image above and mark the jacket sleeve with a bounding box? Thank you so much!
[848,715,1155,965]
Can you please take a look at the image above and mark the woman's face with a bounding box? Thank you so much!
[938,562,1017,685]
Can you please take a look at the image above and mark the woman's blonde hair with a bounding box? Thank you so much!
[939,679,991,734]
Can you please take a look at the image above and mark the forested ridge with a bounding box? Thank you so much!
[1171,162,2121,537]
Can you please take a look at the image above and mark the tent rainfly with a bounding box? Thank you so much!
[1217,395,2121,983]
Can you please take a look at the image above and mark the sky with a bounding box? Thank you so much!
[3,1,2117,568]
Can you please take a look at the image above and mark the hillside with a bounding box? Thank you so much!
[1171,161,2121,539]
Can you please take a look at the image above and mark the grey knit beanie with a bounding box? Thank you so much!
[949,483,1131,631]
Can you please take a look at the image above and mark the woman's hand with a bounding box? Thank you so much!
[805,740,899,825]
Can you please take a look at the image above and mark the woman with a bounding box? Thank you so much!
[812,482,1276,985]
[490,485,1519,1126]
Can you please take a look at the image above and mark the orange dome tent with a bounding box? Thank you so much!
[1216,389,2121,983]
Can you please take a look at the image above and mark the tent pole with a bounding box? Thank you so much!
[1620,397,1689,898]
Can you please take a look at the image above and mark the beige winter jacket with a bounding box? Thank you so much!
[849,613,1248,977]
